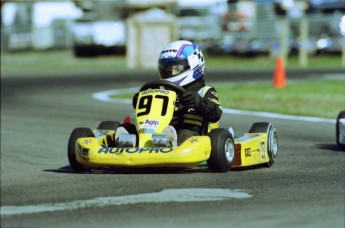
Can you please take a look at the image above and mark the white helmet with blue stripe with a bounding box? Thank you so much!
[158,40,205,87]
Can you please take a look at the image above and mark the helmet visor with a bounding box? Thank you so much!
[158,57,190,79]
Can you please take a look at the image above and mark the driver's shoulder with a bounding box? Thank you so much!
[197,85,216,98]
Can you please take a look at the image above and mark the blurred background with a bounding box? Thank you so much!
[1,0,345,69]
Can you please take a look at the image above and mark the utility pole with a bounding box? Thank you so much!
[299,16,308,67]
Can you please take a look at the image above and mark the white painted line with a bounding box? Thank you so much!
[222,109,336,123]
[92,87,138,104]
[0,188,252,216]
[92,88,336,123]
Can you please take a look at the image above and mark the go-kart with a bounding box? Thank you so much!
[336,111,345,149]
[68,80,278,173]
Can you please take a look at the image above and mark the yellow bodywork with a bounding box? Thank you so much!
[74,89,213,169]
[135,89,177,147]
[74,130,270,169]
[233,133,270,167]
[75,133,211,168]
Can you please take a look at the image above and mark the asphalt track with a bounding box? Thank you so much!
[1,70,344,227]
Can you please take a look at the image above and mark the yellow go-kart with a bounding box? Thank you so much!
[68,80,278,173]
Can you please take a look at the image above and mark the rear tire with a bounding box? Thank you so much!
[207,129,235,173]
[97,121,121,130]
[336,111,345,148]
[67,127,94,173]
[249,122,278,167]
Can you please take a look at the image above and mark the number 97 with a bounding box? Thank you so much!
[137,95,169,117]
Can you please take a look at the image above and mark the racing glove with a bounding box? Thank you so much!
[179,91,202,109]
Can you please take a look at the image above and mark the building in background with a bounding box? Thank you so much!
[1,0,344,56]
[70,1,127,57]
[1,2,82,51]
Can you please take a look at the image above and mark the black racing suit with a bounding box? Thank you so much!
[173,78,222,144]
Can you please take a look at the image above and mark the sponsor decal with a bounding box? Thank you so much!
[161,49,177,54]
[141,89,169,95]
[193,65,204,78]
[188,137,198,143]
[137,128,155,134]
[98,147,173,154]
[144,129,155,134]
[143,119,160,129]
[260,141,266,158]
[211,91,218,98]
[244,148,251,157]
[83,139,92,145]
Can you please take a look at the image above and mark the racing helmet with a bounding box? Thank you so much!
[158,40,205,87]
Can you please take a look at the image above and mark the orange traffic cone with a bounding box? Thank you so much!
[273,57,287,88]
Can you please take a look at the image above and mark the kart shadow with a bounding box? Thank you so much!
[316,144,344,153]
[44,166,76,174]
[44,165,211,174]
[45,165,267,174]
[98,167,208,174]
[230,164,270,172]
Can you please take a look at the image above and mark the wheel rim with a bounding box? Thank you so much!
[224,138,235,163]
[270,130,278,157]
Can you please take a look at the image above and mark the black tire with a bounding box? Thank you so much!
[67,127,94,173]
[249,122,278,167]
[97,121,121,130]
[336,111,345,148]
[207,128,235,173]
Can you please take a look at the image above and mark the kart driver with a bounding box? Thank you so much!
[156,40,222,145]
[124,40,222,146]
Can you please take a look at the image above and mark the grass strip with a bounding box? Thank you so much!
[112,79,345,119]
[1,50,342,72]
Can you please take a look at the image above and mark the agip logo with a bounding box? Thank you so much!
[143,119,160,129]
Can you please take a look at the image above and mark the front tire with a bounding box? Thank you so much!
[97,121,121,130]
[207,129,235,173]
[67,127,94,173]
[249,122,278,167]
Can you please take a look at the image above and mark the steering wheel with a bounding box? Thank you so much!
[139,80,187,95]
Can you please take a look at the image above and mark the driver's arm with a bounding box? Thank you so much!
[180,88,222,123]
[198,88,222,122]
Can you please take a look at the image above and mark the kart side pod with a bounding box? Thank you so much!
[233,122,278,168]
